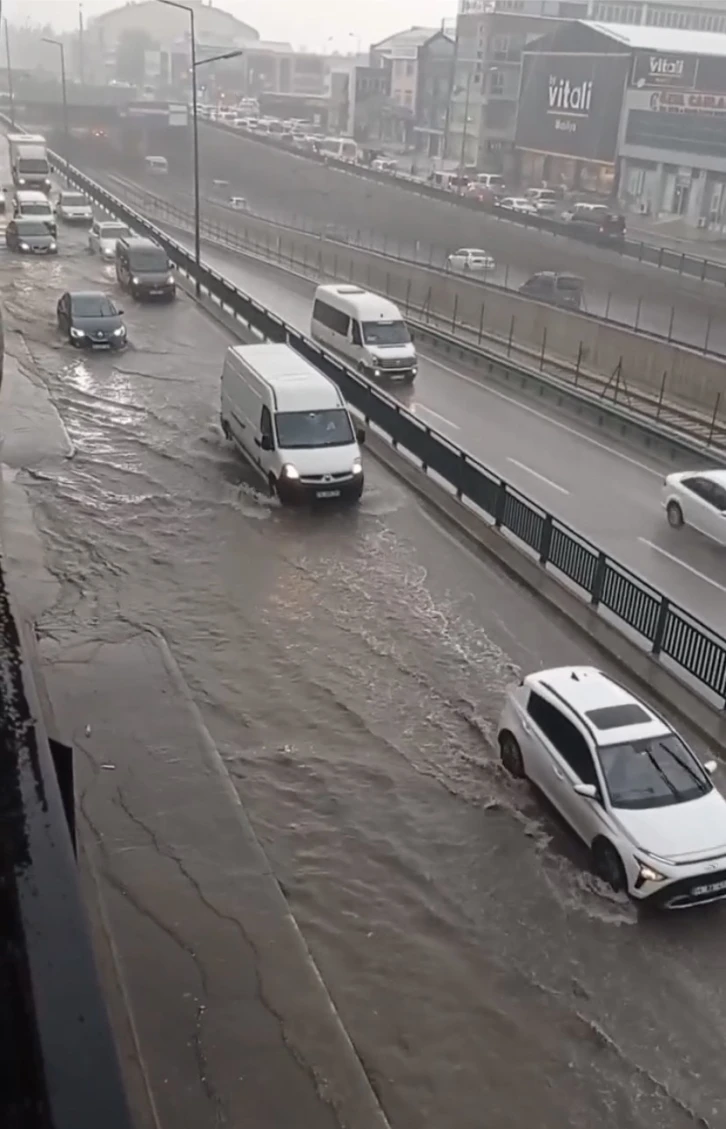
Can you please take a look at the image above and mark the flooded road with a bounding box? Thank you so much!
[3,215,724,1129]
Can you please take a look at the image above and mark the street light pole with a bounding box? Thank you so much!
[43,38,69,154]
[156,0,243,296]
[157,0,200,294]
[4,20,14,128]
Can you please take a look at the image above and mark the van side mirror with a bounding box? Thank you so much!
[704,759,718,775]
[168,260,175,270]
[573,783,598,800]
[260,434,272,452]
[356,426,366,445]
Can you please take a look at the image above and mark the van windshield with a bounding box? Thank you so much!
[18,158,48,173]
[129,248,168,271]
[21,203,51,214]
[275,408,354,449]
[362,319,410,346]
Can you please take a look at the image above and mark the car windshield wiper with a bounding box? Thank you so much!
[656,742,708,794]
[643,748,680,800]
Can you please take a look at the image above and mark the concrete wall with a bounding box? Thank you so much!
[97,171,726,417]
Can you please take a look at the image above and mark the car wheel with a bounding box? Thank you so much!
[592,838,627,893]
[498,731,526,779]
[666,501,684,529]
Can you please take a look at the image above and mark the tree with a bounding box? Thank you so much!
[115,29,158,87]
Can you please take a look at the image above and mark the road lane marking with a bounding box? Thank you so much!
[507,458,570,495]
[638,538,726,593]
[425,354,664,478]
[415,404,460,430]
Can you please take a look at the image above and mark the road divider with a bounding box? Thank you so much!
[85,168,726,442]
[203,117,726,287]
[50,148,726,716]
[85,167,726,457]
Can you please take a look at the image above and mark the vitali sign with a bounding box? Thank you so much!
[516,51,631,163]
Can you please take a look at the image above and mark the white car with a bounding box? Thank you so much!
[88,219,131,260]
[447,247,496,273]
[663,468,726,544]
[497,196,538,215]
[497,666,726,909]
[561,202,609,223]
[524,188,559,215]
[57,190,93,224]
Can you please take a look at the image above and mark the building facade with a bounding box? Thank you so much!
[586,1,726,33]
[447,3,577,174]
[414,31,456,159]
[370,26,439,144]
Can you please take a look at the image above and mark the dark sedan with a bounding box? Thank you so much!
[57,290,127,350]
[6,218,57,255]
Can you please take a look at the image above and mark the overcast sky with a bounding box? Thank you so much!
[4,0,457,51]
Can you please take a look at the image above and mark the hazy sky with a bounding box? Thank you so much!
[4,0,458,51]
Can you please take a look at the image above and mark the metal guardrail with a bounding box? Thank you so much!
[51,149,726,711]
[83,169,726,453]
[204,117,726,288]
[0,574,134,1127]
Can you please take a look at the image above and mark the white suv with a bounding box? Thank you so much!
[497,666,726,908]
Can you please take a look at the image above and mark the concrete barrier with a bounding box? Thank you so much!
[99,173,726,421]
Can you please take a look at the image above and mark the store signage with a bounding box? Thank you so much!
[632,51,698,89]
[516,51,630,163]
[649,89,726,113]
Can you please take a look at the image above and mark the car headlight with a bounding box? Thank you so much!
[636,859,666,883]
[132,276,140,285]
[281,464,299,479]
[19,242,29,250]
[112,326,126,336]
[70,327,85,338]
[373,368,381,377]
[18,178,25,185]
[352,460,363,475]
[49,241,56,250]
[167,273,174,284]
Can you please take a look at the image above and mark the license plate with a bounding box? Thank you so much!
[92,343,110,350]
[692,878,726,897]
[149,288,163,295]
[316,489,340,498]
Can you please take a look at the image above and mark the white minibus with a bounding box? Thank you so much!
[310,284,417,382]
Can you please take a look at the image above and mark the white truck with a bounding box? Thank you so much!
[8,133,51,192]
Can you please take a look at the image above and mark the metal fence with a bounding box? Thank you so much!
[53,150,726,711]
[205,118,726,287]
[84,171,726,452]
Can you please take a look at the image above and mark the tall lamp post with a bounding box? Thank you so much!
[156,0,241,295]
[42,38,69,153]
[4,19,14,128]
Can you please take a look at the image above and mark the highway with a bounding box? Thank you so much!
[188,123,726,356]
[3,169,726,1127]
[124,211,726,638]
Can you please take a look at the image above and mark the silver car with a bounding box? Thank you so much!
[88,219,131,260]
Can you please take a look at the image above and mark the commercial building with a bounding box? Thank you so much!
[585,1,726,33]
[513,19,726,226]
[370,26,439,144]
[414,31,456,159]
[446,2,578,174]
[89,0,259,48]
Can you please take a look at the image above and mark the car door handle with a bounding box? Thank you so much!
[521,720,531,734]
[553,768,564,780]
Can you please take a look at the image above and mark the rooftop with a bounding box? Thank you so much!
[583,20,726,59]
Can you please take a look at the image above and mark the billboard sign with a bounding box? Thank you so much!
[515,51,630,164]
[631,51,698,89]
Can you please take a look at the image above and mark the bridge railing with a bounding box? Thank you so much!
[51,148,726,713]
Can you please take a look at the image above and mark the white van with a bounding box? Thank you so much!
[14,189,56,235]
[310,284,417,383]
[220,342,365,504]
[144,155,168,174]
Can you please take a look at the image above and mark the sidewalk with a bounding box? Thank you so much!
[625,213,726,263]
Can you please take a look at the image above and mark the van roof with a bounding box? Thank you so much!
[315,284,403,322]
[230,344,344,412]
[16,189,49,200]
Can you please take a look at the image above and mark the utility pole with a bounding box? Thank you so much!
[78,3,85,84]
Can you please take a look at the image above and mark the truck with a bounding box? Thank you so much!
[7,133,51,191]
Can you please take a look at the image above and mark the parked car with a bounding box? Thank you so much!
[663,469,726,544]
[560,202,609,224]
[57,290,127,349]
[519,271,584,309]
[497,196,538,216]
[5,217,57,254]
[447,247,496,273]
[88,219,131,260]
[497,665,725,908]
